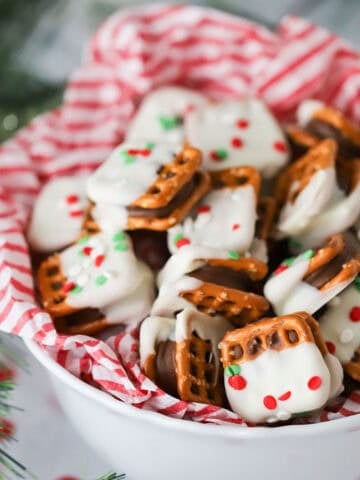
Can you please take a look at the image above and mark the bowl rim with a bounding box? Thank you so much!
[25,337,360,439]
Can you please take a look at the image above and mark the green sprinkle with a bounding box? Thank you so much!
[78,235,90,245]
[121,150,135,165]
[114,242,128,251]
[112,232,126,242]
[70,286,83,295]
[173,233,184,244]
[283,256,296,267]
[158,115,183,131]
[146,142,155,150]
[354,275,360,292]
[293,411,311,418]
[228,250,240,260]
[215,148,228,160]
[302,249,314,260]
[225,364,241,377]
[95,274,108,286]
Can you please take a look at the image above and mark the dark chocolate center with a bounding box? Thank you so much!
[155,340,178,397]
[189,265,257,292]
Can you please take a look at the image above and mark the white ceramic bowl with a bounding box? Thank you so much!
[25,338,360,480]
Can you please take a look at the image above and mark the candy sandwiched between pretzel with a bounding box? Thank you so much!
[86,142,211,232]
[140,308,232,406]
[275,139,337,237]
[28,176,90,253]
[153,245,269,326]
[167,166,260,255]
[264,234,360,316]
[220,312,342,423]
[248,196,277,263]
[292,158,360,250]
[37,232,154,334]
[185,98,289,178]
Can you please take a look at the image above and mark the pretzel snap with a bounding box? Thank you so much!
[210,165,261,197]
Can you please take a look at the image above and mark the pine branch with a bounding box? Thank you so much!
[96,473,126,480]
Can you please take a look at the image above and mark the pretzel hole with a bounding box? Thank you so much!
[207,389,215,400]
[286,329,299,344]
[51,281,63,291]
[190,363,198,376]
[46,266,59,276]
[267,331,281,349]
[205,369,214,383]
[190,342,197,355]
[176,157,187,165]
[235,176,249,185]
[190,383,199,394]
[148,186,161,194]
[247,336,263,355]
[53,296,65,305]
[161,170,176,180]
[230,344,243,360]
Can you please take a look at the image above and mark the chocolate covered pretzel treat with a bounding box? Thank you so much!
[185,98,289,178]
[153,245,269,326]
[28,176,90,253]
[86,142,211,232]
[220,312,343,423]
[293,100,360,161]
[275,139,337,237]
[264,234,360,316]
[167,166,260,255]
[126,87,208,144]
[37,232,154,334]
[140,307,232,405]
[319,278,360,381]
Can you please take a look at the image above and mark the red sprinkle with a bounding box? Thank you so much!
[176,238,191,249]
[308,376,322,390]
[94,254,105,267]
[326,341,336,354]
[231,137,244,148]
[69,209,84,217]
[56,477,81,480]
[278,391,291,401]
[236,119,249,129]
[232,223,241,231]
[63,281,76,293]
[185,104,195,113]
[273,141,287,153]
[274,264,288,275]
[128,148,151,156]
[197,205,211,214]
[82,246,93,256]
[0,419,14,439]
[210,150,220,161]
[263,395,277,410]
[349,306,360,322]
[66,194,79,204]
[228,375,247,390]
[0,366,15,382]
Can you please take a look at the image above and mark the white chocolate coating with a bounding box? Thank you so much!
[296,99,325,127]
[28,176,89,252]
[103,262,155,326]
[224,342,331,423]
[139,315,176,368]
[127,87,208,144]
[277,167,336,236]
[319,283,360,364]
[185,98,289,178]
[264,254,354,315]
[167,185,257,254]
[60,232,144,309]
[293,184,360,249]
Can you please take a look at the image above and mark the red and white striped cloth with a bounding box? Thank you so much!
[0,4,359,425]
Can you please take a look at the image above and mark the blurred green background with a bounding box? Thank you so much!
[1,0,359,143]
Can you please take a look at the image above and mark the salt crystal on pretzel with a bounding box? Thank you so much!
[127,87,208,144]
[185,98,289,178]
[140,307,231,406]
[37,232,154,334]
[27,176,89,253]
[275,139,337,237]
[264,234,360,316]
[86,141,211,232]
[167,166,260,255]
[220,312,342,423]
[292,158,360,250]
[319,279,360,381]
[153,245,269,326]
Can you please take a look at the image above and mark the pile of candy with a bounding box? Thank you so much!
[28,87,360,424]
